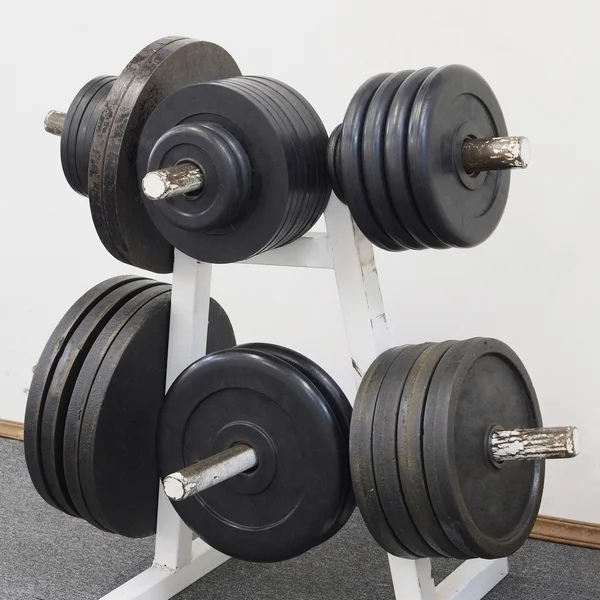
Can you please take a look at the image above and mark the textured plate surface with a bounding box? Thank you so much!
[63,285,170,529]
[89,37,241,271]
[72,294,236,536]
[395,341,473,558]
[423,338,544,558]
[24,276,142,512]
[349,346,418,558]
[372,343,438,557]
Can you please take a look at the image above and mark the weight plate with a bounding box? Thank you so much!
[139,79,301,263]
[222,78,304,253]
[349,346,419,559]
[63,284,170,529]
[89,37,241,272]
[384,68,448,249]
[339,73,401,251]
[253,77,331,243]
[39,278,160,516]
[24,276,143,512]
[362,70,417,251]
[243,78,315,247]
[371,343,439,557]
[61,76,116,196]
[70,293,236,536]
[158,348,347,561]
[240,342,355,540]
[423,338,544,558]
[408,65,509,247]
[395,341,473,559]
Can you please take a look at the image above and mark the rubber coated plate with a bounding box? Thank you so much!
[38,278,159,516]
[371,343,442,557]
[423,338,544,558]
[138,75,328,263]
[252,77,331,246]
[88,37,241,272]
[222,78,304,253]
[339,73,399,251]
[24,276,143,512]
[158,349,347,561]
[395,341,473,558]
[70,293,236,536]
[362,70,416,250]
[408,66,509,247]
[240,343,355,541]
[384,68,447,249]
[63,284,170,529]
[350,347,419,558]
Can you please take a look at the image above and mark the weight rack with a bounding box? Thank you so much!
[99,196,508,600]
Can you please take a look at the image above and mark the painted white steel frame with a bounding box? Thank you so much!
[100,197,508,600]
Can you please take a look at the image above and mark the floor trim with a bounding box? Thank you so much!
[531,515,600,550]
[0,419,24,441]
[0,419,598,550]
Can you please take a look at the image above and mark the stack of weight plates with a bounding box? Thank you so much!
[24,275,236,537]
[328,65,509,251]
[350,338,544,559]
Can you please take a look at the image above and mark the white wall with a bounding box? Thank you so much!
[2,1,597,523]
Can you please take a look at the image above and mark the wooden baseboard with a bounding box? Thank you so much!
[0,419,598,549]
[531,515,600,550]
[0,418,24,441]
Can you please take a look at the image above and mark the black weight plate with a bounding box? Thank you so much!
[139,79,299,264]
[349,347,419,558]
[89,37,241,272]
[76,78,117,197]
[362,71,417,251]
[69,292,236,536]
[339,73,400,251]
[24,275,143,512]
[384,68,448,250]
[423,338,544,558]
[396,341,473,559]
[242,78,314,247]
[158,349,347,561]
[253,77,331,242]
[39,278,160,516]
[372,343,440,557]
[240,342,355,541]
[61,76,115,196]
[222,78,304,253]
[63,284,170,529]
[408,66,509,247]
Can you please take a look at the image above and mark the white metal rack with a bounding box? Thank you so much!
[101,196,508,600]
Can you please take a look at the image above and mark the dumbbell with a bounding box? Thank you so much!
[350,338,578,560]
[45,37,331,268]
[43,37,242,272]
[158,343,354,562]
[327,66,530,250]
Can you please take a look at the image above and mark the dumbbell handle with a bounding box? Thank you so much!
[162,425,578,503]
[44,110,66,136]
[462,136,530,173]
[163,444,258,501]
[490,426,579,463]
[142,163,204,201]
